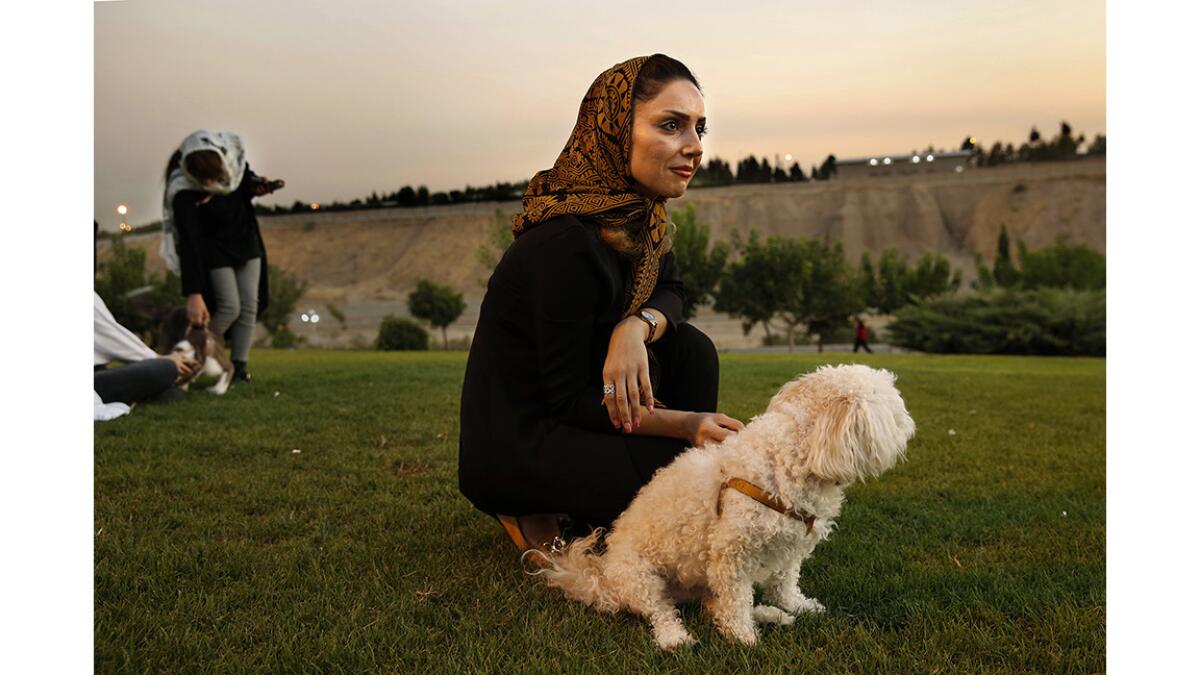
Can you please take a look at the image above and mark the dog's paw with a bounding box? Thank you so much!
[753,605,795,626]
[793,596,826,614]
[654,625,697,652]
[717,622,758,646]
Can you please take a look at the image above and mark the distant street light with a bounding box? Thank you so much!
[117,204,131,232]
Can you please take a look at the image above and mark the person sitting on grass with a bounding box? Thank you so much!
[94,291,195,419]
[458,54,744,557]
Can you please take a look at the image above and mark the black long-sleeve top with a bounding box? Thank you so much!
[458,214,685,514]
[172,168,266,296]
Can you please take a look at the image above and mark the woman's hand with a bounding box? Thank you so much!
[685,412,745,447]
[186,293,210,326]
[163,352,197,381]
[253,177,284,196]
[601,316,654,433]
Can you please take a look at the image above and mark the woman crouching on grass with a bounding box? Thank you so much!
[458,54,744,556]
[160,130,284,383]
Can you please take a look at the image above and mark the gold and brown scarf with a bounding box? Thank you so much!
[513,55,675,318]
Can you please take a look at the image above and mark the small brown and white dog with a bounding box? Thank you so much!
[155,307,235,395]
[528,364,916,650]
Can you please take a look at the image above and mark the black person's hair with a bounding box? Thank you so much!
[633,54,702,104]
[163,148,226,185]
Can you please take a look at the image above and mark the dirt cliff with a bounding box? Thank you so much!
[106,158,1104,349]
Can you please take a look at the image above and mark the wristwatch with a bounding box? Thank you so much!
[636,309,659,344]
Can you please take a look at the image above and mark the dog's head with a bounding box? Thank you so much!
[767,364,915,484]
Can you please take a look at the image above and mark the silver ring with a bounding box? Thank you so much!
[603,383,616,396]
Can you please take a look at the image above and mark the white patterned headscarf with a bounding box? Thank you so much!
[159,130,248,273]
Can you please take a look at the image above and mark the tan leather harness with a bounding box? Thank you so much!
[716,477,817,535]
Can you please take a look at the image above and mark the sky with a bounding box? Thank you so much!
[94,0,1105,229]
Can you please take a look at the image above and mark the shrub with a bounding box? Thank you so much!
[376,316,429,351]
[260,265,309,342]
[94,237,182,342]
[270,327,305,350]
[888,288,1104,356]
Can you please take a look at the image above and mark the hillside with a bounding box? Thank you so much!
[104,158,1105,349]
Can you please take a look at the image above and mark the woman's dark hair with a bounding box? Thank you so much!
[633,54,701,105]
[163,148,227,184]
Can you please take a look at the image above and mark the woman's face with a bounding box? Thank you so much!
[629,79,706,199]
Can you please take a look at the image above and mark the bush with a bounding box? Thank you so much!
[270,327,305,350]
[376,316,429,351]
[260,265,309,341]
[888,288,1104,356]
[94,237,182,342]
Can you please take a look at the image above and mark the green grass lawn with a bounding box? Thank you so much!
[95,351,1105,673]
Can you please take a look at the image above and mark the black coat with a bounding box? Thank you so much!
[458,214,686,521]
[173,168,270,319]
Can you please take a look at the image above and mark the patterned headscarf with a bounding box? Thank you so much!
[160,130,248,273]
[513,56,676,318]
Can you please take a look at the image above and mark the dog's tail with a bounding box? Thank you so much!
[523,529,621,614]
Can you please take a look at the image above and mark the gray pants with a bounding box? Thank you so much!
[209,257,261,362]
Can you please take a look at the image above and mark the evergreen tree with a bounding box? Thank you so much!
[993,225,1021,287]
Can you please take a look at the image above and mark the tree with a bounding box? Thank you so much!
[1029,127,1041,144]
[819,154,838,180]
[1016,236,1105,290]
[858,253,879,309]
[874,249,909,314]
[972,253,995,290]
[993,225,1021,288]
[713,230,789,343]
[397,185,416,206]
[475,209,515,286]
[795,239,863,351]
[987,142,1006,167]
[908,252,963,297]
[715,231,862,351]
[94,236,181,340]
[735,156,761,183]
[408,279,466,349]
[789,162,806,182]
[668,203,729,319]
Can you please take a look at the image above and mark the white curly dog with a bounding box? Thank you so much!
[528,364,916,650]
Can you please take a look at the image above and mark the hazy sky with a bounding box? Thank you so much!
[94,0,1105,229]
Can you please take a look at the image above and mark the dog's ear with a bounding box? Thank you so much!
[806,394,864,484]
[806,381,912,484]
